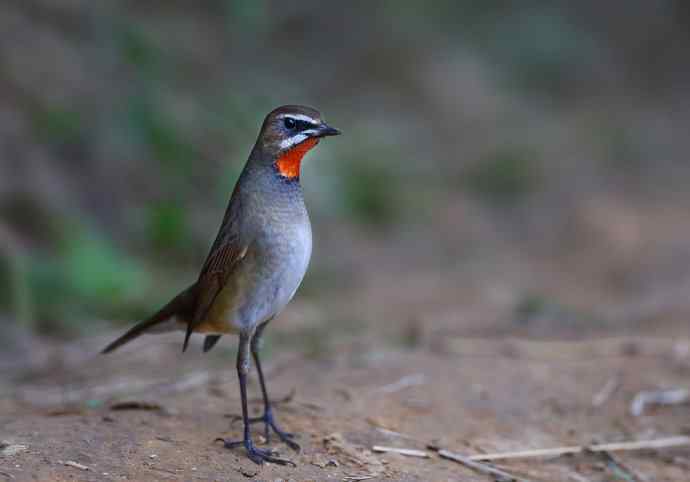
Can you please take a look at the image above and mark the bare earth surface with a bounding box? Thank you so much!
[1,330,689,482]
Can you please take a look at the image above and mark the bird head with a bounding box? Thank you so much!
[255,105,340,180]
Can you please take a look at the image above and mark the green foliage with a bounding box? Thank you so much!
[0,247,32,328]
[31,107,84,144]
[127,98,197,177]
[27,225,151,333]
[118,24,199,188]
[465,146,541,206]
[119,25,162,74]
[493,10,595,96]
[223,0,267,29]
[394,3,595,97]
[596,123,645,174]
[146,201,190,252]
[340,161,399,228]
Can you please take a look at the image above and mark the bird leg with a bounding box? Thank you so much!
[249,326,301,452]
[217,331,295,466]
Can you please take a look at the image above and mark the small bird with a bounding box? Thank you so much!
[102,105,340,465]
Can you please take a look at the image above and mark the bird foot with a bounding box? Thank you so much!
[215,437,296,466]
[247,410,300,452]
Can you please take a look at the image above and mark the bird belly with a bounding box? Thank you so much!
[237,222,312,331]
[195,221,312,335]
[238,263,309,332]
[269,220,313,315]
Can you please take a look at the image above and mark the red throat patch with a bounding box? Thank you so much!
[276,138,319,179]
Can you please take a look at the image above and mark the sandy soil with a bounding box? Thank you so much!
[1,331,689,482]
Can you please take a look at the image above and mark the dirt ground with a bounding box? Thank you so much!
[1,329,689,482]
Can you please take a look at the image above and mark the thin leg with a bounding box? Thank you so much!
[217,331,295,466]
[250,322,300,451]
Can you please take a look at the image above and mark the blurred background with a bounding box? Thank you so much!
[2,3,690,480]
[1,0,690,356]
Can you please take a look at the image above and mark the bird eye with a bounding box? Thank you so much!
[283,117,296,129]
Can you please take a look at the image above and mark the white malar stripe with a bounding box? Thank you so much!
[279,133,308,149]
[278,113,318,124]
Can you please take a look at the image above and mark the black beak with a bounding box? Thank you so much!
[315,122,341,137]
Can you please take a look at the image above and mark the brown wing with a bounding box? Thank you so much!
[183,200,249,351]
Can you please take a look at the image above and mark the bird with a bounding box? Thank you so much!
[102,105,340,465]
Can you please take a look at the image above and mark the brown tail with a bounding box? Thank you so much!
[101,285,196,354]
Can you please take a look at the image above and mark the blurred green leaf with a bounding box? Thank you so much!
[120,25,161,73]
[340,162,398,228]
[223,0,267,30]
[31,107,83,144]
[60,231,145,304]
[146,201,189,251]
[465,146,541,205]
[27,224,151,332]
[491,10,594,95]
[127,97,197,180]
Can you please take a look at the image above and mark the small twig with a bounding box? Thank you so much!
[149,466,178,476]
[439,449,528,482]
[376,374,426,394]
[366,418,420,442]
[372,446,429,458]
[630,388,688,416]
[592,376,621,407]
[62,460,89,471]
[374,427,418,442]
[110,401,163,411]
[343,473,376,481]
[467,436,690,461]
[155,435,175,443]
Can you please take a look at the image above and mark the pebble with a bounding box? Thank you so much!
[0,441,28,457]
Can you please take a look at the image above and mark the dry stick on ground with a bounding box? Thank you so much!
[591,375,621,407]
[61,461,89,471]
[466,436,690,461]
[438,449,529,482]
[436,437,687,482]
[375,374,426,394]
[374,427,419,442]
[372,446,430,458]
[342,474,376,481]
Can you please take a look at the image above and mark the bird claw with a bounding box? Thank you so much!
[216,437,295,466]
[247,411,300,452]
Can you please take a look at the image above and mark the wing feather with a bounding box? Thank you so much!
[183,197,249,351]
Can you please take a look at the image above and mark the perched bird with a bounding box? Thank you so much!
[102,105,340,465]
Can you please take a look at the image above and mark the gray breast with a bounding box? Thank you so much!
[238,218,311,329]
[233,173,313,330]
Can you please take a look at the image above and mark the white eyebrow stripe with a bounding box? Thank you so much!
[279,133,309,149]
[278,113,319,124]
